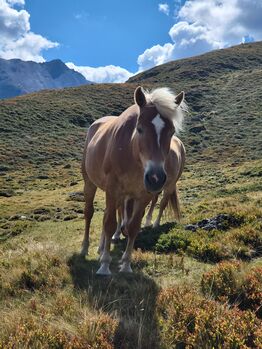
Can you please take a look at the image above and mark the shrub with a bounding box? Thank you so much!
[0,313,118,349]
[233,227,262,255]
[201,261,241,301]
[188,239,230,263]
[240,267,262,317]
[201,263,262,318]
[155,230,191,253]
[157,286,261,349]
[17,253,69,292]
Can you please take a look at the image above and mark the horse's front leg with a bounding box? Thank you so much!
[112,207,123,242]
[119,200,145,273]
[96,192,117,276]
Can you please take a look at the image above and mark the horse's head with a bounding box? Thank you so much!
[134,86,186,194]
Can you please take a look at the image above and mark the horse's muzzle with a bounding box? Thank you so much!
[144,167,167,193]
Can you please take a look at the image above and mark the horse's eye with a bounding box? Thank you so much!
[137,126,143,134]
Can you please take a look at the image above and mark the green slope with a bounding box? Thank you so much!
[0,43,261,349]
[1,42,261,179]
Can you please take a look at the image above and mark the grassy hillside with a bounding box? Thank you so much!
[0,42,261,348]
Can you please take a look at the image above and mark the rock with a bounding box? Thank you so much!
[63,214,78,221]
[0,190,15,197]
[0,165,10,172]
[74,208,84,214]
[67,192,85,202]
[36,215,51,222]
[185,213,244,232]
[33,208,51,215]
[37,175,49,179]
[9,214,28,221]
[185,224,197,232]
[70,181,78,186]
[64,164,71,169]
[189,125,206,133]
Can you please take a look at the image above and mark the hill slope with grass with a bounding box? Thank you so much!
[0,42,261,348]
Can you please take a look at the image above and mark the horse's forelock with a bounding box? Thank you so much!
[143,87,187,133]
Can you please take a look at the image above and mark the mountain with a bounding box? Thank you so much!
[0,58,91,99]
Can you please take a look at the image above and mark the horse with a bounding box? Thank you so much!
[81,86,186,275]
[111,136,185,242]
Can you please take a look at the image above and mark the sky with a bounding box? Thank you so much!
[0,0,262,83]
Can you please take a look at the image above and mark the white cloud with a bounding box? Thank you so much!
[1,32,58,62]
[158,3,169,16]
[6,0,25,5]
[66,62,133,83]
[137,43,175,71]
[137,0,262,71]
[0,0,58,62]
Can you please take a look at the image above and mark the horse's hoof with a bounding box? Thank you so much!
[112,237,120,244]
[119,263,133,273]
[144,220,152,227]
[96,263,112,276]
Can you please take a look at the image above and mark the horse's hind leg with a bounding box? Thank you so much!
[153,193,168,228]
[144,194,158,227]
[80,175,97,256]
[112,207,122,242]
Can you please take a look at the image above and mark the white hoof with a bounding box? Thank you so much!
[153,221,160,228]
[119,262,133,273]
[112,237,120,244]
[96,263,112,276]
[144,218,152,227]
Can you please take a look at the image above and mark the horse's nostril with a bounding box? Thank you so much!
[145,173,150,184]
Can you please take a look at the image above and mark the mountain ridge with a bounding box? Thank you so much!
[0,58,92,99]
[128,41,262,84]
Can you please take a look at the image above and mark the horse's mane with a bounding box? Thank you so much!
[144,87,187,133]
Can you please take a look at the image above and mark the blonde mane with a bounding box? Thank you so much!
[144,87,187,133]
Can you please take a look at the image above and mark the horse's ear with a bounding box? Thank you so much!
[134,86,146,107]
[175,91,184,106]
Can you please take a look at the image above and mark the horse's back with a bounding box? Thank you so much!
[82,116,118,187]
[86,116,117,144]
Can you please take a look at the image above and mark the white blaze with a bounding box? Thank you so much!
[152,114,165,147]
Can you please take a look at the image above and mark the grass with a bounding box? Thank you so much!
[0,158,261,348]
[0,41,262,348]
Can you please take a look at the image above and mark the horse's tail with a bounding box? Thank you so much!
[168,185,181,221]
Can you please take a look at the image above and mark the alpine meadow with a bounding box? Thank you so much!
[0,42,262,348]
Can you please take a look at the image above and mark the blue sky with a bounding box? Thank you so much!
[25,0,176,72]
[0,0,261,83]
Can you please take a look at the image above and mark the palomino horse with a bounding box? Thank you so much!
[81,86,186,275]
